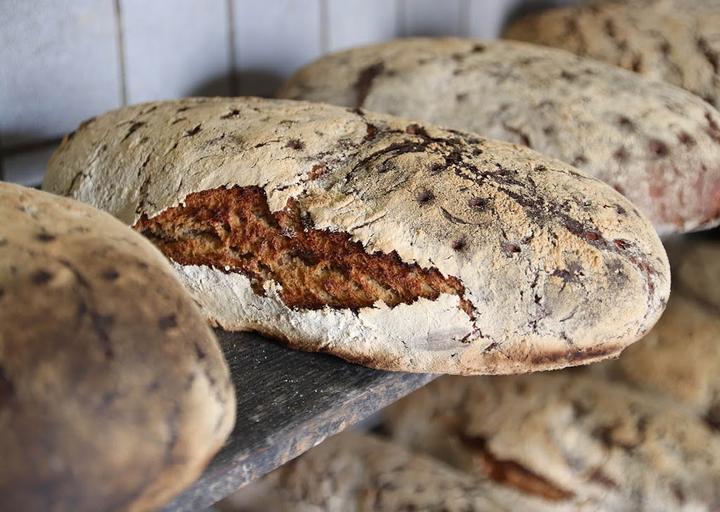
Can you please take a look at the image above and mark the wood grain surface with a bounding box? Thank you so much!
[162,329,434,511]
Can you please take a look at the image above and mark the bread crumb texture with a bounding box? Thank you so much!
[44,98,670,374]
[278,37,720,234]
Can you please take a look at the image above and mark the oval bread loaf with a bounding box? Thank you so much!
[383,374,720,511]
[43,98,670,375]
[0,183,236,512]
[219,432,551,512]
[504,0,720,108]
[278,37,720,235]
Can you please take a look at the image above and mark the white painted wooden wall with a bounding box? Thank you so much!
[0,0,573,185]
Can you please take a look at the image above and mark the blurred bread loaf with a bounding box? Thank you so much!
[0,183,236,512]
[279,38,720,234]
[504,0,720,107]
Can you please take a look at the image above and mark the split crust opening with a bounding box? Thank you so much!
[135,186,473,315]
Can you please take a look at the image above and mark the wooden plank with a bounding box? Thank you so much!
[162,329,434,511]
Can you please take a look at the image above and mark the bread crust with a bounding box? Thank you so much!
[383,374,720,511]
[278,37,720,234]
[0,183,235,512]
[44,98,670,374]
[504,0,720,107]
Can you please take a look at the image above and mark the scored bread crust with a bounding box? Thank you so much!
[382,374,720,511]
[44,97,670,375]
[277,37,720,235]
[0,183,236,512]
[503,0,720,108]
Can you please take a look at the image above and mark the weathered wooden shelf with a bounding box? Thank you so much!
[162,329,434,511]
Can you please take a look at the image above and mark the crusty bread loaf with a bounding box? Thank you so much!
[383,374,720,511]
[504,0,720,107]
[590,236,720,424]
[0,183,235,512]
[43,98,670,375]
[218,432,554,512]
[277,37,720,235]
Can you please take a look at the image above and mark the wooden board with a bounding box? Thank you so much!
[162,329,435,511]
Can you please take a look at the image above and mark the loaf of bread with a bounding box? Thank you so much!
[218,431,554,512]
[0,183,236,512]
[383,374,720,511]
[590,236,720,424]
[277,38,720,235]
[504,0,720,107]
[43,98,670,375]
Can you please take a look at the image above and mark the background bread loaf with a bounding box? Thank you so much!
[504,0,720,108]
[278,38,720,235]
[0,183,235,512]
[383,373,720,511]
[219,432,553,512]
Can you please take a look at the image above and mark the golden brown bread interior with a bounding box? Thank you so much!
[135,185,472,315]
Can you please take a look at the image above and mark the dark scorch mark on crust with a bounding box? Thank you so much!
[502,122,532,148]
[697,37,720,75]
[529,343,621,367]
[121,121,145,142]
[354,62,385,108]
[460,434,574,501]
[0,365,15,406]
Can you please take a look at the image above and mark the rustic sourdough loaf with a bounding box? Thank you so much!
[0,183,235,512]
[504,0,720,107]
[219,431,554,512]
[278,37,720,235]
[591,236,720,424]
[383,374,720,511]
[43,98,670,374]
